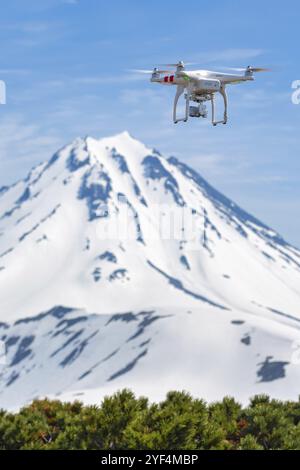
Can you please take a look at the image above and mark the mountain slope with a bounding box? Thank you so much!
[0,131,300,409]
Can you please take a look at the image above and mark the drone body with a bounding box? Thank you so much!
[137,61,269,126]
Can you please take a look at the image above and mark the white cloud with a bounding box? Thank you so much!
[74,74,146,85]
[191,48,265,65]
[0,69,30,76]
[0,115,62,185]
[213,48,264,62]
[0,21,51,34]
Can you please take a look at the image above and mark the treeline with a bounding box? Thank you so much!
[1,389,300,450]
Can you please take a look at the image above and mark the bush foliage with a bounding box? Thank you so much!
[1,390,300,450]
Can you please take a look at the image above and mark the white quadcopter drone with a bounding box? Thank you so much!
[135,61,269,126]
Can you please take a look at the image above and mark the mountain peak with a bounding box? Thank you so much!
[1,132,300,408]
[111,130,134,140]
[88,131,151,159]
[81,130,143,147]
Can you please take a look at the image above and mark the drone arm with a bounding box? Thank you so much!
[173,85,188,123]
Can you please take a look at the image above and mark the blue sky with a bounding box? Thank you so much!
[0,0,299,246]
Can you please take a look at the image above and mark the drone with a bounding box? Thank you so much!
[134,61,269,126]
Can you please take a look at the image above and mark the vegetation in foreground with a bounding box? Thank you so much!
[1,390,300,450]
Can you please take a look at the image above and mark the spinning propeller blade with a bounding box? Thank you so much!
[129,69,174,74]
[248,67,271,73]
[158,61,198,67]
[221,66,271,73]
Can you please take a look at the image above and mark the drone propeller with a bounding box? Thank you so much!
[222,66,271,73]
[158,61,197,67]
[130,61,199,75]
[129,68,174,74]
[248,67,271,73]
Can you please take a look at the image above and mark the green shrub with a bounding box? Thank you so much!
[0,390,299,450]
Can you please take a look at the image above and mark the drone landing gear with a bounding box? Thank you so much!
[173,85,190,123]
[211,86,228,126]
[173,85,228,126]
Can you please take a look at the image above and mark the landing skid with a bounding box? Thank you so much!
[173,85,228,126]
[173,85,189,123]
[211,86,228,126]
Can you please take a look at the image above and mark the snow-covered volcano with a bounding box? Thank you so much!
[0,131,300,409]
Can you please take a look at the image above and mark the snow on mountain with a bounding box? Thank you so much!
[0,131,300,409]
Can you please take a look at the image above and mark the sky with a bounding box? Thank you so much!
[0,0,299,246]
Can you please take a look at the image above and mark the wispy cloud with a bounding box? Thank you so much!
[213,48,264,62]
[0,21,51,33]
[0,69,31,76]
[192,48,265,65]
[120,88,168,106]
[74,73,146,85]
[0,115,62,185]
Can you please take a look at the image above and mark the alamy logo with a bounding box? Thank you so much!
[0,80,6,105]
[291,80,300,105]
